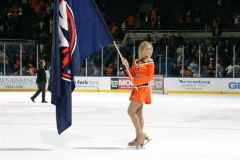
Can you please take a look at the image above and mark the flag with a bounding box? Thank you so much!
[49,0,113,134]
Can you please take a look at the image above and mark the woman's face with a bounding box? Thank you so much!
[142,44,153,58]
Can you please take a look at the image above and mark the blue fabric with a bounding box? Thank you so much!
[49,0,113,134]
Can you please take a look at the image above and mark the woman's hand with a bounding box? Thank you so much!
[121,57,129,68]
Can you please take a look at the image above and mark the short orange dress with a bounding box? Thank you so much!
[126,59,155,104]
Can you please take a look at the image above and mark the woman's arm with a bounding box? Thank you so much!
[133,63,154,86]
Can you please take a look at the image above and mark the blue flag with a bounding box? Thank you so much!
[49,0,113,134]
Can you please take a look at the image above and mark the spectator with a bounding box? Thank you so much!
[127,15,135,30]
[194,7,201,25]
[207,63,215,77]
[120,20,127,38]
[212,17,222,42]
[189,59,199,77]
[233,13,240,28]
[202,65,208,77]
[150,6,158,29]
[0,49,8,65]
[176,33,185,46]
[27,63,36,76]
[234,63,240,77]
[0,50,8,74]
[104,63,114,76]
[182,66,193,77]
[170,64,179,77]
[216,61,224,77]
[110,22,119,39]
[225,63,233,77]
[185,9,192,25]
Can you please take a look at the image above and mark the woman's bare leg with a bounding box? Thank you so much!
[136,103,144,130]
[128,101,143,141]
[135,103,148,147]
[128,103,144,146]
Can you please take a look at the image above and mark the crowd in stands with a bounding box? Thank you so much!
[96,0,240,40]
[1,0,240,39]
[152,37,240,78]
[0,44,38,75]
[0,0,240,77]
[137,0,229,30]
[0,0,53,75]
[0,0,53,59]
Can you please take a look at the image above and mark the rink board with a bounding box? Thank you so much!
[164,78,240,94]
[0,76,163,93]
[0,76,239,94]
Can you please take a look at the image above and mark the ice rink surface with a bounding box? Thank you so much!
[0,92,240,160]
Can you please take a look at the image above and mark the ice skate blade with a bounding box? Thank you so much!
[127,145,145,150]
[141,138,151,147]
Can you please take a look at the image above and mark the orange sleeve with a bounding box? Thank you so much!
[133,64,154,86]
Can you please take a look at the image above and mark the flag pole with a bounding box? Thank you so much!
[113,41,132,78]
[113,41,138,91]
[91,1,135,86]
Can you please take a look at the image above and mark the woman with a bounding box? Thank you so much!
[121,41,155,148]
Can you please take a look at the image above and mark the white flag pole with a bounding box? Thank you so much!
[113,41,132,78]
[113,41,138,91]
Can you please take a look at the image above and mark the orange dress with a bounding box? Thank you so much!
[126,59,155,104]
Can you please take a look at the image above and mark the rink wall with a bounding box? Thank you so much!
[0,76,239,94]
[0,76,163,92]
[164,78,240,94]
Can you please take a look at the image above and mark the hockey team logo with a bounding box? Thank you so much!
[59,0,77,82]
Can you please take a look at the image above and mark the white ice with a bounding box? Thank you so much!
[0,92,240,160]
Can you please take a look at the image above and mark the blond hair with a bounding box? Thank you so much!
[138,41,153,59]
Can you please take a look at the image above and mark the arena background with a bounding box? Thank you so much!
[0,0,239,160]
[0,0,240,93]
